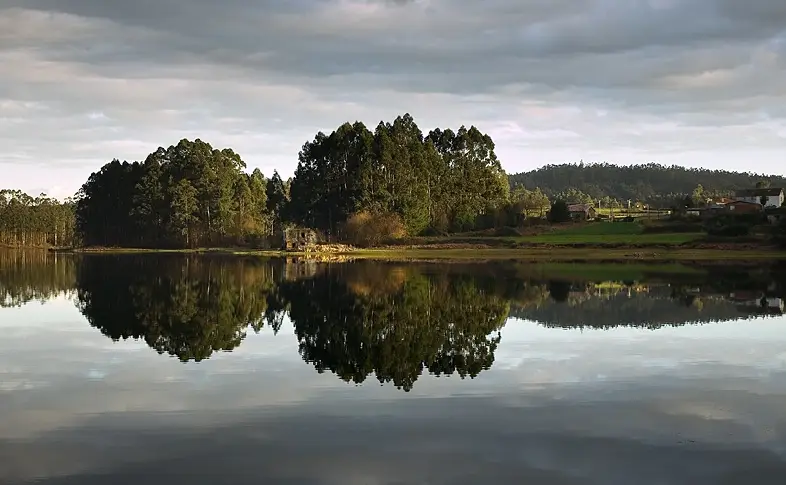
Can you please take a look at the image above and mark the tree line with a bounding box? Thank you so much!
[74,140,288,248]
[68,113,513,247]
[509,162,786,207]
[6,116,786,249]
[0,190,76,247]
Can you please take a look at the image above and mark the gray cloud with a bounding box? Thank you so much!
[1,0,785,197]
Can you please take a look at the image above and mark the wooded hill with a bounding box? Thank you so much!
[508,163,786,206]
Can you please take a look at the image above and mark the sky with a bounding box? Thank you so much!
[1,0,785,200]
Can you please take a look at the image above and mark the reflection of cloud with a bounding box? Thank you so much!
[2,301,786,482]
[2,388,786,484]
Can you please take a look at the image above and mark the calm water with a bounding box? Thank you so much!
[2,250,786,484]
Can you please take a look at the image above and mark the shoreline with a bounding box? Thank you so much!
[44,245,786,263]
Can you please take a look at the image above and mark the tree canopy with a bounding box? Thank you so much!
[75,139,272,248]
[289,114,509,235]
[0,190,76,247]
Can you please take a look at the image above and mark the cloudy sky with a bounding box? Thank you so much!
[2,0,785,199]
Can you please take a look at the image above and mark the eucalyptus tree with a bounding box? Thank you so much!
[0,189,76,247]
[75,139,271,248]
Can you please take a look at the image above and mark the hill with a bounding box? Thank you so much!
[508,163,786,206]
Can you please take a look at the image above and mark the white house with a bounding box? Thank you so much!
[734,188,784,208]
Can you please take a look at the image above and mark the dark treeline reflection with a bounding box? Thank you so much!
[2,252,786,390]
[75,255,280,362]
[0,250,76,307]
[279,264,509,390]
[73,257,510,390]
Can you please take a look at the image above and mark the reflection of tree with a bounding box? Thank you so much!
[511,283,772,329]
[0,250,76,307]
[277,263,510,391]
[75,255,277,361]
[8,254,771,390]
[547,281,571,303]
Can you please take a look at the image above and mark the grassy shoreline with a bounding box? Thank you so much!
[47,245,786,263]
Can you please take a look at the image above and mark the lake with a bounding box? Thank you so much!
[2,250,786,484]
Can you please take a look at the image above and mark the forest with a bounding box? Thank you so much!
[508,163,786,206]
[49,114,510,248]
[0,190,76,247]
[3,113,786,249]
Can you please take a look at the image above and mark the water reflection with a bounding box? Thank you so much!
[3,251,786,483]
[0,250,76,307]
[75,256,277,362]
[280,264,508,390]
[2,250,786,391]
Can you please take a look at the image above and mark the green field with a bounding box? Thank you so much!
[511,222,703,245]
[595,208,671,219]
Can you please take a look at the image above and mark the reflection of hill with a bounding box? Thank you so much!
[0,250,76,307]
[509,284,779,329]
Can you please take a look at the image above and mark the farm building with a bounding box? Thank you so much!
[725,200,764,214]
[734,188,784,208]
[567,204,596,221]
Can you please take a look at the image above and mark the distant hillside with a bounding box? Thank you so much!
[508,163,786,205]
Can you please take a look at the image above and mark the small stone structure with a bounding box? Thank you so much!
[283,227,319,251]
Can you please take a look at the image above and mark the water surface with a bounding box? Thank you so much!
[1,251,786,484]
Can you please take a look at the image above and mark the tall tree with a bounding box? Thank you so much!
[266,171,288,232]
[0,190,75,247]
[290,113,508,236]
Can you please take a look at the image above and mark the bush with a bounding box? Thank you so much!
[706,224,751,237]
[421,225,448,237]
[493,226,523,237]
[548,200,571,223]
[342,211,407,247]
[774,219,786,248]
[642,222,704,234]
[521,217,549,227]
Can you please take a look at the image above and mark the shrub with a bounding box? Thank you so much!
[774,219,786,248]
[548,200,571,223]
[421,225,448,237]
[642,222,703,234]
[493,226,523,237]
[342,211,407,247]
[706,224,750,237]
